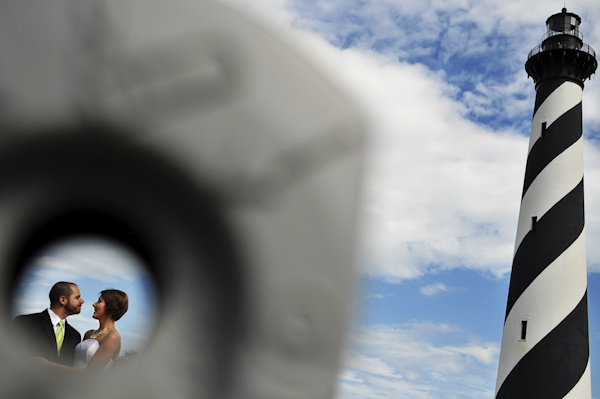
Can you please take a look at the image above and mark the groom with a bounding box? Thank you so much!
[13,281,84,365]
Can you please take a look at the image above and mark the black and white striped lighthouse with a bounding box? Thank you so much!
[495,8,597,399]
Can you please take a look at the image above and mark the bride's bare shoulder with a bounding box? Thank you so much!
[108,329,121,341]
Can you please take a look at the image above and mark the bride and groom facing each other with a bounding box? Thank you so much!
[13,281,128,371]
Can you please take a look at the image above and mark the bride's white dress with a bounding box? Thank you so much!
[73,339,113,370]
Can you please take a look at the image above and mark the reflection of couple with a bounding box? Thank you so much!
[13,281,128,371]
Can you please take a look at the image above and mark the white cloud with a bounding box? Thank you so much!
[26,235,148,283]
[339,370,364,384]
[68,313,98,330]
[345,354,402,380]
[11,298,48,315]
[218,0,600,283]
[584,142,600,273]
[351,53,526,281]
[442,343,498,365]
[420,282,449,296]
[337,322,498,399]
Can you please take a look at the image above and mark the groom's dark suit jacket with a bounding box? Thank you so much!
[13,309,81,366]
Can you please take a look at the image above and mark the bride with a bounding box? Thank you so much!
[74,289,128,370]
[39,289,128,371]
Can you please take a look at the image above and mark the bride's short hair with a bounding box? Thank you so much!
[100,289,129,321]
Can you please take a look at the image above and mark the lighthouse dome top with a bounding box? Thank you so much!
[525,8,597,88]
[546,8,581,35]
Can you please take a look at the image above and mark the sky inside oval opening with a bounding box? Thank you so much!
[11,234,159,356]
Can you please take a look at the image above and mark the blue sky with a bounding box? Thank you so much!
[216,0,600,398]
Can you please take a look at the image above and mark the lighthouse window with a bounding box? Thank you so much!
[531,216,538,232]
[521,320,528,340]
[541,122,547,137]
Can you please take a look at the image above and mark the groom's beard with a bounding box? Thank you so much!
[64,302,81,316]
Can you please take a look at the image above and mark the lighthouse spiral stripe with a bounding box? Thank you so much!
[495,80,591,398]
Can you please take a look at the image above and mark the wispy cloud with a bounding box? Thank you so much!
[365,293,384,300]
[420,282,449,296]
[286,0,549,127]
[442,343,498,365]
[338,322,498,398]
[27,236,148,283]
[68,314,98,330]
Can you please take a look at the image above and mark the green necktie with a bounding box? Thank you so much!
[56,320,64,354]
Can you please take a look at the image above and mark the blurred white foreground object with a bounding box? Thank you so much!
[0,1,365,399]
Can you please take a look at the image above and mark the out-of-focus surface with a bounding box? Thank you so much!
[0,1,365,398]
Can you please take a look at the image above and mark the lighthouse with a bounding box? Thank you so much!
[495,8,597,399]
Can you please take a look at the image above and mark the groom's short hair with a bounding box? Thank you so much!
[49,282,76,307]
